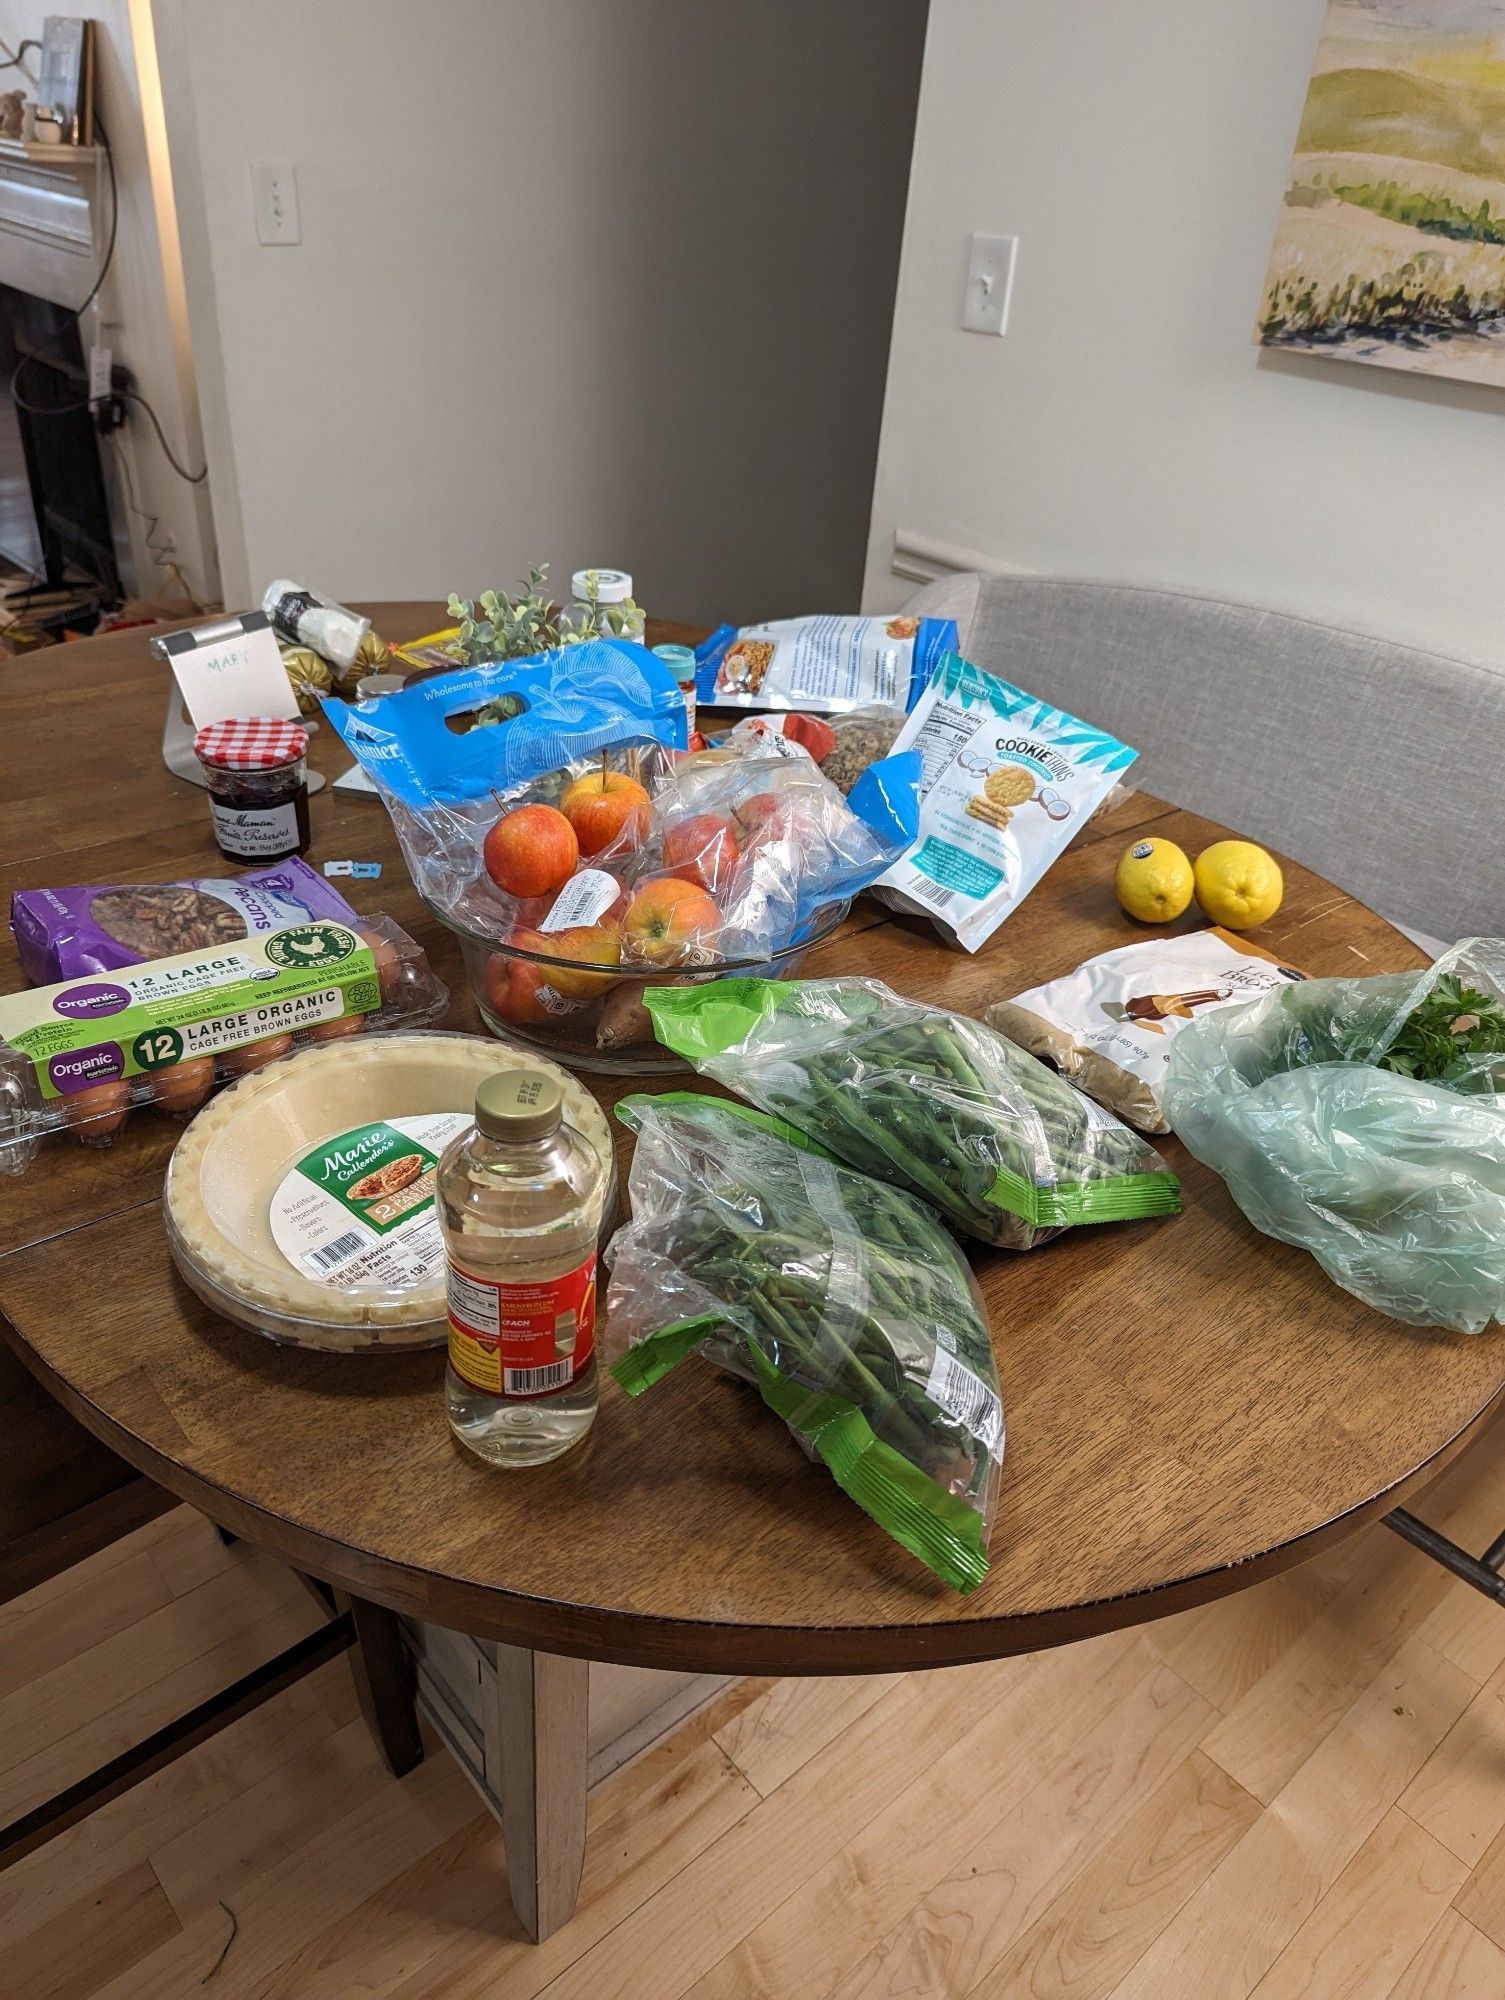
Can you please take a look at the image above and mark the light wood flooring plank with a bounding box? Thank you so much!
[803,1662,1212,2000]
[1108,1637,1474,1999]
[3,1860,180,2000]
[1384,1909,1505,1999]
[971,1751,1260,2000]
[1248,1806,1466,2000]
[1397,1669,1505,1868]
[713,1672,897,1799]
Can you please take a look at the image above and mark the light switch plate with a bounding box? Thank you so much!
[251,162,301,245]
[962,232,1017,335]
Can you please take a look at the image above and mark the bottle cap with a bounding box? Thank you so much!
[571,567,633,604]
[652,643,696,681]
[474,1068,562,1142]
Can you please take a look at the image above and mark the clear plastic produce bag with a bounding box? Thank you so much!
[607,1093,1003,1591]
[644,977,1181,1249]
[1162,939,1505,1333]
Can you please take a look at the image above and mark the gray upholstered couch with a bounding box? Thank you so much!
[900,573,1503,950]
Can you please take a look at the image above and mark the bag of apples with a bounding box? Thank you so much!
[323,638,687,920]
[477,746,916,1043]
[326,638,917,1055]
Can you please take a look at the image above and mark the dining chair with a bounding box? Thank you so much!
[0,1333,423,1868]
[898,568,1505,1602]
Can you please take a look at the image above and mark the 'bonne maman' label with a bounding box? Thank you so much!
[446,1255,597,1397]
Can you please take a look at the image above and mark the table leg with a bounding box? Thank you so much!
[345,1595,424,1778]
[487,1643,589,1941]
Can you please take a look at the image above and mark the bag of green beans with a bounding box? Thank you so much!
[645,977,1180,1250]
[607,1093,1003,1592]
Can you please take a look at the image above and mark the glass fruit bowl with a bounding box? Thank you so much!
[427,895,852,1075]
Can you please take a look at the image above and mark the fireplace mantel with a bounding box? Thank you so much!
[0,140,105,310]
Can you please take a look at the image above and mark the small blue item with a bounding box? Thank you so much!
[323,860,382,879]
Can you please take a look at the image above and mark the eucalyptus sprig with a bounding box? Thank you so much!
[447,562,643,671]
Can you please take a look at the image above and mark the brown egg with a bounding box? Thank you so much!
[301,1013,367,1043]
[220,1034,295,1077]
[62,1078,131,1143]
[358,928,403,1005]
[153,1056,216,1115]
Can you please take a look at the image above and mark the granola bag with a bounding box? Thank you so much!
[1162,940,1505,1333]
[695,613,956,715]
[872,655,1137,953]
[11,857,361,985]
[607,1092,1003,1591]
[987,929,1307,1134]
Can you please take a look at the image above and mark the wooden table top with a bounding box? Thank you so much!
[2,604,1500,1676]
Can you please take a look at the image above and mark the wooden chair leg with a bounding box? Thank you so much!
[344,1595,424,1778]
[488,1643,589,1941]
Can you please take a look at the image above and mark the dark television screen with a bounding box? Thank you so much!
[0,281,119,597]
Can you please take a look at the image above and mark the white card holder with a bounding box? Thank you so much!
[153,613,325,794]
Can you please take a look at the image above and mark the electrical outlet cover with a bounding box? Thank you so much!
[962,233,1017,336]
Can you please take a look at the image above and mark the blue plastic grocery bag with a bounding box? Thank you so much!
[322,639,688,931]
[323,638,687,807]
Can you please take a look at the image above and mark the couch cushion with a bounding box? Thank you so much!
[903,575,1501,944]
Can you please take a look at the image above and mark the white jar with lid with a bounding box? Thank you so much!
[569,568,644,644]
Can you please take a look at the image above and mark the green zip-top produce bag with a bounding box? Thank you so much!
[644,977,1180,1250]
[606,1093,1003,1592]
[1162,939,1505,1333]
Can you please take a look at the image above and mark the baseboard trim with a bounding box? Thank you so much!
[891,528,1020,585]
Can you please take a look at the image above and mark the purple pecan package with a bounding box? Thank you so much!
[10,856,362,984]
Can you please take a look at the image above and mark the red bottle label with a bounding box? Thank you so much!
[446,1253,596,1399]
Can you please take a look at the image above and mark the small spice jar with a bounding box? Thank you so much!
[651,643,698,735]
[194,717,312,864]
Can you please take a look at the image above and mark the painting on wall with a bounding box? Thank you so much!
[1257,0,1505,386]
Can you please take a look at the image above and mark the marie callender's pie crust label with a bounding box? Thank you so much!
[269,1113,471,1290]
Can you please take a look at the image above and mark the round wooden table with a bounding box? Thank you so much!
[2,603,1501,1937]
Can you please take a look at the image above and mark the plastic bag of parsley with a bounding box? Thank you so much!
[606,1093,1003,1592]
[1163,938,1505,1333]
[643,977,1181,1250]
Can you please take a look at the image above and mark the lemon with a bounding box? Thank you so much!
[1193,840,1283,930]
[1115,838,1194,923]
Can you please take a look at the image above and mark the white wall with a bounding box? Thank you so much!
[0,1,218,603]
[154,0,925,624]
[864,0,1505,669]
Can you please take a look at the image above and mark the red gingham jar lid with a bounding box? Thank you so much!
[194,716,309,772]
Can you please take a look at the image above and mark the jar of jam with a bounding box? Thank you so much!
[194,717,312,863]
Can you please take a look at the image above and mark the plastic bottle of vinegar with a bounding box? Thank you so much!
[438,1070,604,1466]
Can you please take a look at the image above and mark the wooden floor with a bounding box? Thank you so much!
[7,1428,1505,2000]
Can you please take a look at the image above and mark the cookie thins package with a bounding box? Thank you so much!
[873,654,1137,952]
[987,929,1307,1133]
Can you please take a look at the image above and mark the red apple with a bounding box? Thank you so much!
[483,804,578,899]
[513,922,622,1000]
[732,792,789,844]
[559,769,651,857]
[623,876,721,965]
[662,813,740,894]
[483,952,573,1025]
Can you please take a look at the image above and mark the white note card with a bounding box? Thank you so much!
[161,613,299,729]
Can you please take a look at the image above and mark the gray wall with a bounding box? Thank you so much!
[157,0,928,623]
